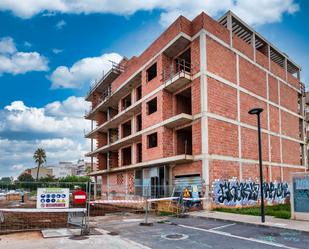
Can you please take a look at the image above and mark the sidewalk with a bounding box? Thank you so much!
[189,210,309,233]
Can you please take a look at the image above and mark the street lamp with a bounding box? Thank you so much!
[248,107,265,223]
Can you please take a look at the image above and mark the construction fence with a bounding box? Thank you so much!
[0,182,90,234]
[90,183,206,217]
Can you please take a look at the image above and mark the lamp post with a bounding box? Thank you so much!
[248,107,265,223]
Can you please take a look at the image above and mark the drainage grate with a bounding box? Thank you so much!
[69,236,89,240]
[161,233,189,240]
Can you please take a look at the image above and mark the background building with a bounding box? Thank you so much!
[24,166,53,179]
[49,161,77,178]
[85,11,306,198]
[76,159,91,176]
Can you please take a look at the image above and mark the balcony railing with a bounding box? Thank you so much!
[163,59,192,82]
[87,61,124,97]
[85,85,112,118]
[163,59,192,92]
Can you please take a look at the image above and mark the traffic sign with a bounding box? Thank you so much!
[73,190,87,205]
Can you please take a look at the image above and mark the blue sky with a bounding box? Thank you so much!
[0,0,308,177]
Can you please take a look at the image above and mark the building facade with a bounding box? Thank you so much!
[24,167,53,179]
[85,11,306,199]
[51,162,77,178]
[76,159,92,176]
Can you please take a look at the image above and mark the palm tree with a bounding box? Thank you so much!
[33,148,46,181]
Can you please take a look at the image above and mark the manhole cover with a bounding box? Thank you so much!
[108,231,119,236]
[161,233,189,240]
[69,236,89,240]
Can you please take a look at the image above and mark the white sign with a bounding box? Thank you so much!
[37,188,69,209]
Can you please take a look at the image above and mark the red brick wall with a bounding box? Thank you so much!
[280,82,298,113]
[269,105,279,133]
[240,92,268,129]
[96,132,107,148]
[287,72,300,89]
[206,36,236,83]
[271,61,286,80]
[208,77,237,120]
[268,75,278,104]
[209,160,240,183]
[239,57,267,98]
[172,161,202,177]
[242,164,271,182]
[97,153,107,170]
[270,135,281,163]
[192,121,201,155]
[96,111,107,126]
[271,166,282,182]
[191,78,201,115]
[233,35,253,60]
[241,127,269,161]
[208,118,239,157]
[256,49,269,69]
[281,111,299,140]
[282,139,300,165]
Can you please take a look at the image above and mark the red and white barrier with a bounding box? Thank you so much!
[90,196,205,205]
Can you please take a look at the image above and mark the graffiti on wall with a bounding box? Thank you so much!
[213,179,290,206]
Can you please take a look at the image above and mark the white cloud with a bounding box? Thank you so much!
[0,37,48,75]
[1,96,90,137]
[55,19,66,29]
[45,96,87,118]
[11,164,25,171]
[49,52,122,89]
[52,48,63,54]
[0,0,299,26]
[0,137,89,177]
[0,96,91,177]
[0,37,16,54]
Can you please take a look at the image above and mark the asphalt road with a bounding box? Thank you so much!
[97,215,309,249]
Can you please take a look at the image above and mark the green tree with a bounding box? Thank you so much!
[33,148,47,181]
[40,174,56,182]
[0,177,12,183]
[18,173,34,182]
[59,175,90,183]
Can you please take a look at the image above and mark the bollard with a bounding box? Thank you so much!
[140,186,153,226]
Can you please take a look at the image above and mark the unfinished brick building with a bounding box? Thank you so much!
[85,11,306,199]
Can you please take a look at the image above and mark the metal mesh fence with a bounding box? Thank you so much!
[89,183,207,218]
[0,182,89,234]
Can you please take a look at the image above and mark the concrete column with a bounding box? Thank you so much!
[199,31,210,210]
[252,33,256,62]
[131,143,136,165]
[227,13,233,47]
[132,116,136,133]
[236,54,242,181]
[284,58,288,82]
[268,45,271,71]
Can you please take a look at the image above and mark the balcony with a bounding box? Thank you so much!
[163,59,192,93]
[85,62,123,102]
[86,112,195,157]
[86,131,142,157]
[164,113,193,129]
[85,73,142,120]
[85,98,142,138]
[306,113,309,122]
[88,154,194,176]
